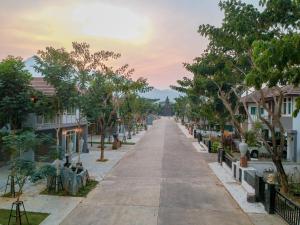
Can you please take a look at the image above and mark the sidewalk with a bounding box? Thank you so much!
[209,162,287,225]
[0,126,151,225]
[176,121,287,225]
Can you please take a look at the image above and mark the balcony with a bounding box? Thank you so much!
[24,113,87,131]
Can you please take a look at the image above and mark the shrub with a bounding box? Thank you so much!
[245,130,257,146]
[212,141,221,153]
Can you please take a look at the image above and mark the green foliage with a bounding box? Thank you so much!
[0,209,49,225]
[212,141,221,153]
[246,34,300,89]
[0,56,33,129]
[244,131,257,146]
[2,131,38,157]
[14,159,36,187]
[34,47,78,112]
[41,179,98,197]
[31,164,56,183]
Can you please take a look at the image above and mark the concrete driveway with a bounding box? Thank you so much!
[61,118,252,225]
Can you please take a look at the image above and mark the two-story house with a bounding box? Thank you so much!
[242,85,300,162]
[23,77,89,161]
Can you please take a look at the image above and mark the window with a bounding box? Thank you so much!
[282,97,292,115]
[283,98,287,114]
[66,107,76,115]
[260,108,264,115]
[250,107,256,115]
[288,98,292,114]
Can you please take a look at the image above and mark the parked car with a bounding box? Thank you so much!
[248,142,269,158]
[248,140,287,159]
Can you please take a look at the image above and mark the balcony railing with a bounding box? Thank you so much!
[35,114,87,130]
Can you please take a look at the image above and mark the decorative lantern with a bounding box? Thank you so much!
[239,139,248,167]
[239,139,248,157]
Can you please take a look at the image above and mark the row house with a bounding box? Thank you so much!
[241,85,300,162]
[23,77,89,161]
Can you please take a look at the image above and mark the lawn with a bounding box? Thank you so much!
[0,209,49,225]
[40,180,98,197]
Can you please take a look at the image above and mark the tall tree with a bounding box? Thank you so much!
[0,56,33,130]
[182,0,300,192]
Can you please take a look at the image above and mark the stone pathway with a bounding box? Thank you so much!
[61,118,254,225]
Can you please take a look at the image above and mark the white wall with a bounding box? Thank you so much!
[292,105,300,162]
[248,161,300,177]
[247,103,269,130]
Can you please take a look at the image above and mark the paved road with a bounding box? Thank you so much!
[61,118,253,225]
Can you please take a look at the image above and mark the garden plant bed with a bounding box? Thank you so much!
[0,209,49,225]
[1,192,22,198]
[285,193,300,206]
[40,180,98,197]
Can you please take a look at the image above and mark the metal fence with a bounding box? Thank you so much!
[275,191,300,225]
[244,170,256,189]
[223,152,234,169]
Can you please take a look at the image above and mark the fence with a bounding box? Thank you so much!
[223,152,235,169]
[244,170,256,189]
[217,148,236,169]
[275,191,300,225]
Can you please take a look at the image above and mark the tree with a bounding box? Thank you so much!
[0,56,33,130]
[34,47,78,165]
[118,75,152,139]
[181,0,300,192]
[70,42,120,162]
[35,42,122,163]
[2,131,38,197]
[243,0,300,193]
[82,72,117,161]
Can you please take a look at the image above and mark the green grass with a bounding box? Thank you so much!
[40,180,98,197]
[0,209,49,225]
[121,142,135,145]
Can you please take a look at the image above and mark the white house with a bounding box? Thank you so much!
[23,77,89,161]
[242,86,300,162]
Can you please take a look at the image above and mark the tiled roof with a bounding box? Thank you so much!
[241,85,300,103]
[31,77,55,95]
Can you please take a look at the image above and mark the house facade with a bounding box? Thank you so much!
[242,86,300,162]
[23,77,89,161]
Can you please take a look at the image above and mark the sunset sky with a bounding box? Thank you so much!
[0,0,257,89]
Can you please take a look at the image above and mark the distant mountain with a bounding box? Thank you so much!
[140,88,182,102]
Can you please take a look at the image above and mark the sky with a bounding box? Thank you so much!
[0,0,258,89]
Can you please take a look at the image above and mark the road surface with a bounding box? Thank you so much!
[61,118,253,225]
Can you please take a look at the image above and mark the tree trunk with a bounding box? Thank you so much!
[128,125,132,139]
[273,158,289,193]
[100,132,105,161]
[221,126,225,148]
[55,128,60,192]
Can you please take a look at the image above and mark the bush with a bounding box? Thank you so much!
[245,130,257,146]
[212,141,221,153]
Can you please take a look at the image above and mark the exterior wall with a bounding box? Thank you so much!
[247,103,269,131]
[22,110,89,162]
[292,110,300,162]
[246,99,295,134]
[280,116,293,130]
[248,161,300,177]
[23,109,87,131]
